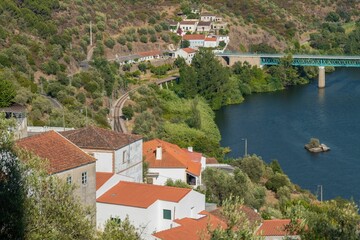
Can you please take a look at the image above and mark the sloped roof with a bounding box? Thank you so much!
[61,125,142,150]
[16,131,96,174]
[256,219,292,236]
[205,37,217,42]
[197,21,212,26]
[182,148,202,162]
[0,103,26,113]
[97,181,191,208]
[143,139,201,176]
[201,12,216,17]
[96,172,114,190]
[183,34,206,41]
[180,21,198,25]
[182,48,197,54]
[153,211,226,240]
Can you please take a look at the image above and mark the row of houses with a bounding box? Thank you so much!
[13,124,298,240]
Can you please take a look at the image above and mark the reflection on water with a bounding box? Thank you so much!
[215,68,360,201]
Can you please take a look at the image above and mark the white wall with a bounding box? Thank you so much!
[97,189,205,240]
[114,139,143,183]
[204,40,218,48]
[94,151,113,172]
[176,50,195,65]
[189,40,204,48]
[149,168,186,185]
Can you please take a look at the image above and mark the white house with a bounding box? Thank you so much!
[256,219,300,240]
[16,131,97,209]
[61,125,143,183]
[143,139,205,187]
[138,50,162,62]
[200,13,216,22]
[1,103,27,139]
[179,21,198,33]
[183,34,206,48]
[168,20,180,33]
[196,21,212,33]
[96,181,205,239]
[204,37,218,48]
[176,48,197,64]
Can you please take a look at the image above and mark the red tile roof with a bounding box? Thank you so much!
[143,139,201,176]
[153,211,226,240]
[182,48,197,54]
[96,172,114,190]
[61,125,142,150]
[183,34,206,41]
[97,181,191,208]
[256,219,292,236]
[16,131,96,174]
[206,157,218,164]
[138,50,162,57]
[205,37,217,42]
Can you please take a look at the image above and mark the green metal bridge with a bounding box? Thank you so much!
[216,52,360,67]
[215,52,360,88]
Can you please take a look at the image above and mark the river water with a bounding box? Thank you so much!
[215,68,360,201]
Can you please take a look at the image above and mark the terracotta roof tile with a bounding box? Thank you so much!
[143,139,201,176]
[16,131,96,174]
[153,211,226,240]
[256,219,292,236]
[183,34,206,41]
[96,181,191,208]
[96,172,114,190]
[182,48,197,54]
[205,37,217,42]
[61,125,142,150]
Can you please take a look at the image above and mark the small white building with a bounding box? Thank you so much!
[200,13,216,22]
[138,50,162,62]
[212,22,227,31]
[176,48,197,64]
[96,181,205,239]
[204,37,218,48]
[179,21,198,33]
[143,139,205,187]
[183,34,206,49]
[197,21,212,33]
[61,126,143,183]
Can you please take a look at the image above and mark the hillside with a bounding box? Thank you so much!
[0,0,358,128]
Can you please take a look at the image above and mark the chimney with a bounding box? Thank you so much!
[188,146,193,152]
[156,146,162,160]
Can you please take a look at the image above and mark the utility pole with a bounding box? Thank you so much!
[85,106,88,126]
[242,138,248,156]
[62,107,65,131]
[89,21,93,46]
[317,185,323,202]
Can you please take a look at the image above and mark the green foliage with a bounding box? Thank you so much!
[269,159,283,174]
[0,78,16,107]
[138,63,147,72]
[165,179,192,188]
[104,38,116,49]
[117,36,126,45]
[265,173,291,193]
[139,35,147,43]
[181,40,190,48]
[250,43,277,53]
[99,217,140,240]
[122,105,134,120]
[325,11,340,22]
[234,154,266,183]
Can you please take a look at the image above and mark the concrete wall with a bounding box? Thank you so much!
[56,162,96,209]
[114,139,143,183]
[149,168,186,185]
[94,151,113,172]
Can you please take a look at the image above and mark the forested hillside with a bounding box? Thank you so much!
[0,0,359,129]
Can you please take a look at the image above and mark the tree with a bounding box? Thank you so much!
[325,11,340,22]
[0,114,24,239]
[122,105,134,120]
[265,173,291,193]
[99,217,140,240]
[235,154,266,183]
[138,63,147,73]
[181,40,190,48]
[269,159,283,174]
[205,196,259,240]
[0,79,16,107]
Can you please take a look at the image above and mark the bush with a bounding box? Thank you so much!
[140,36,148,43]
[150,35,157,43]
[122,105,134,120]
[105,38,116,49]
[138,63,147,72]
[126,43,133,51]
[117,36,126,45]
[265,173,291,193]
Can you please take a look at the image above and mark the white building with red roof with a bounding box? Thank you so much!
[183,34,206,48]
[143,139,206,187]
[176,47,197,64]
[153,210,226,240]
[204,36,218,48]
[96,181,205,239]
[179,20,198,34]
[61,125,143,183]
[16,131,97,208]
[256,219,300,240]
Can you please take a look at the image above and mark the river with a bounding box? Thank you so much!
[215,68,360,201]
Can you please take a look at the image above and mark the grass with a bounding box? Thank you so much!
[344,21,356,34]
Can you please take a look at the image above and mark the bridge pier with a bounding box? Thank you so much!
[318,66,325,88]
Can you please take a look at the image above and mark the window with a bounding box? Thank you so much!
[163,209,171,220]
[66,175,72,184]
[81,172,87,185]
[122,150,127,163]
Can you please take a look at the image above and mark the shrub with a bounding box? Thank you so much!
[122,105,134,120]
[117,36,126,45]
[105,38,115,49]
[265,173,291,193]
[150,35,157,43]
[140,36,148,43]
